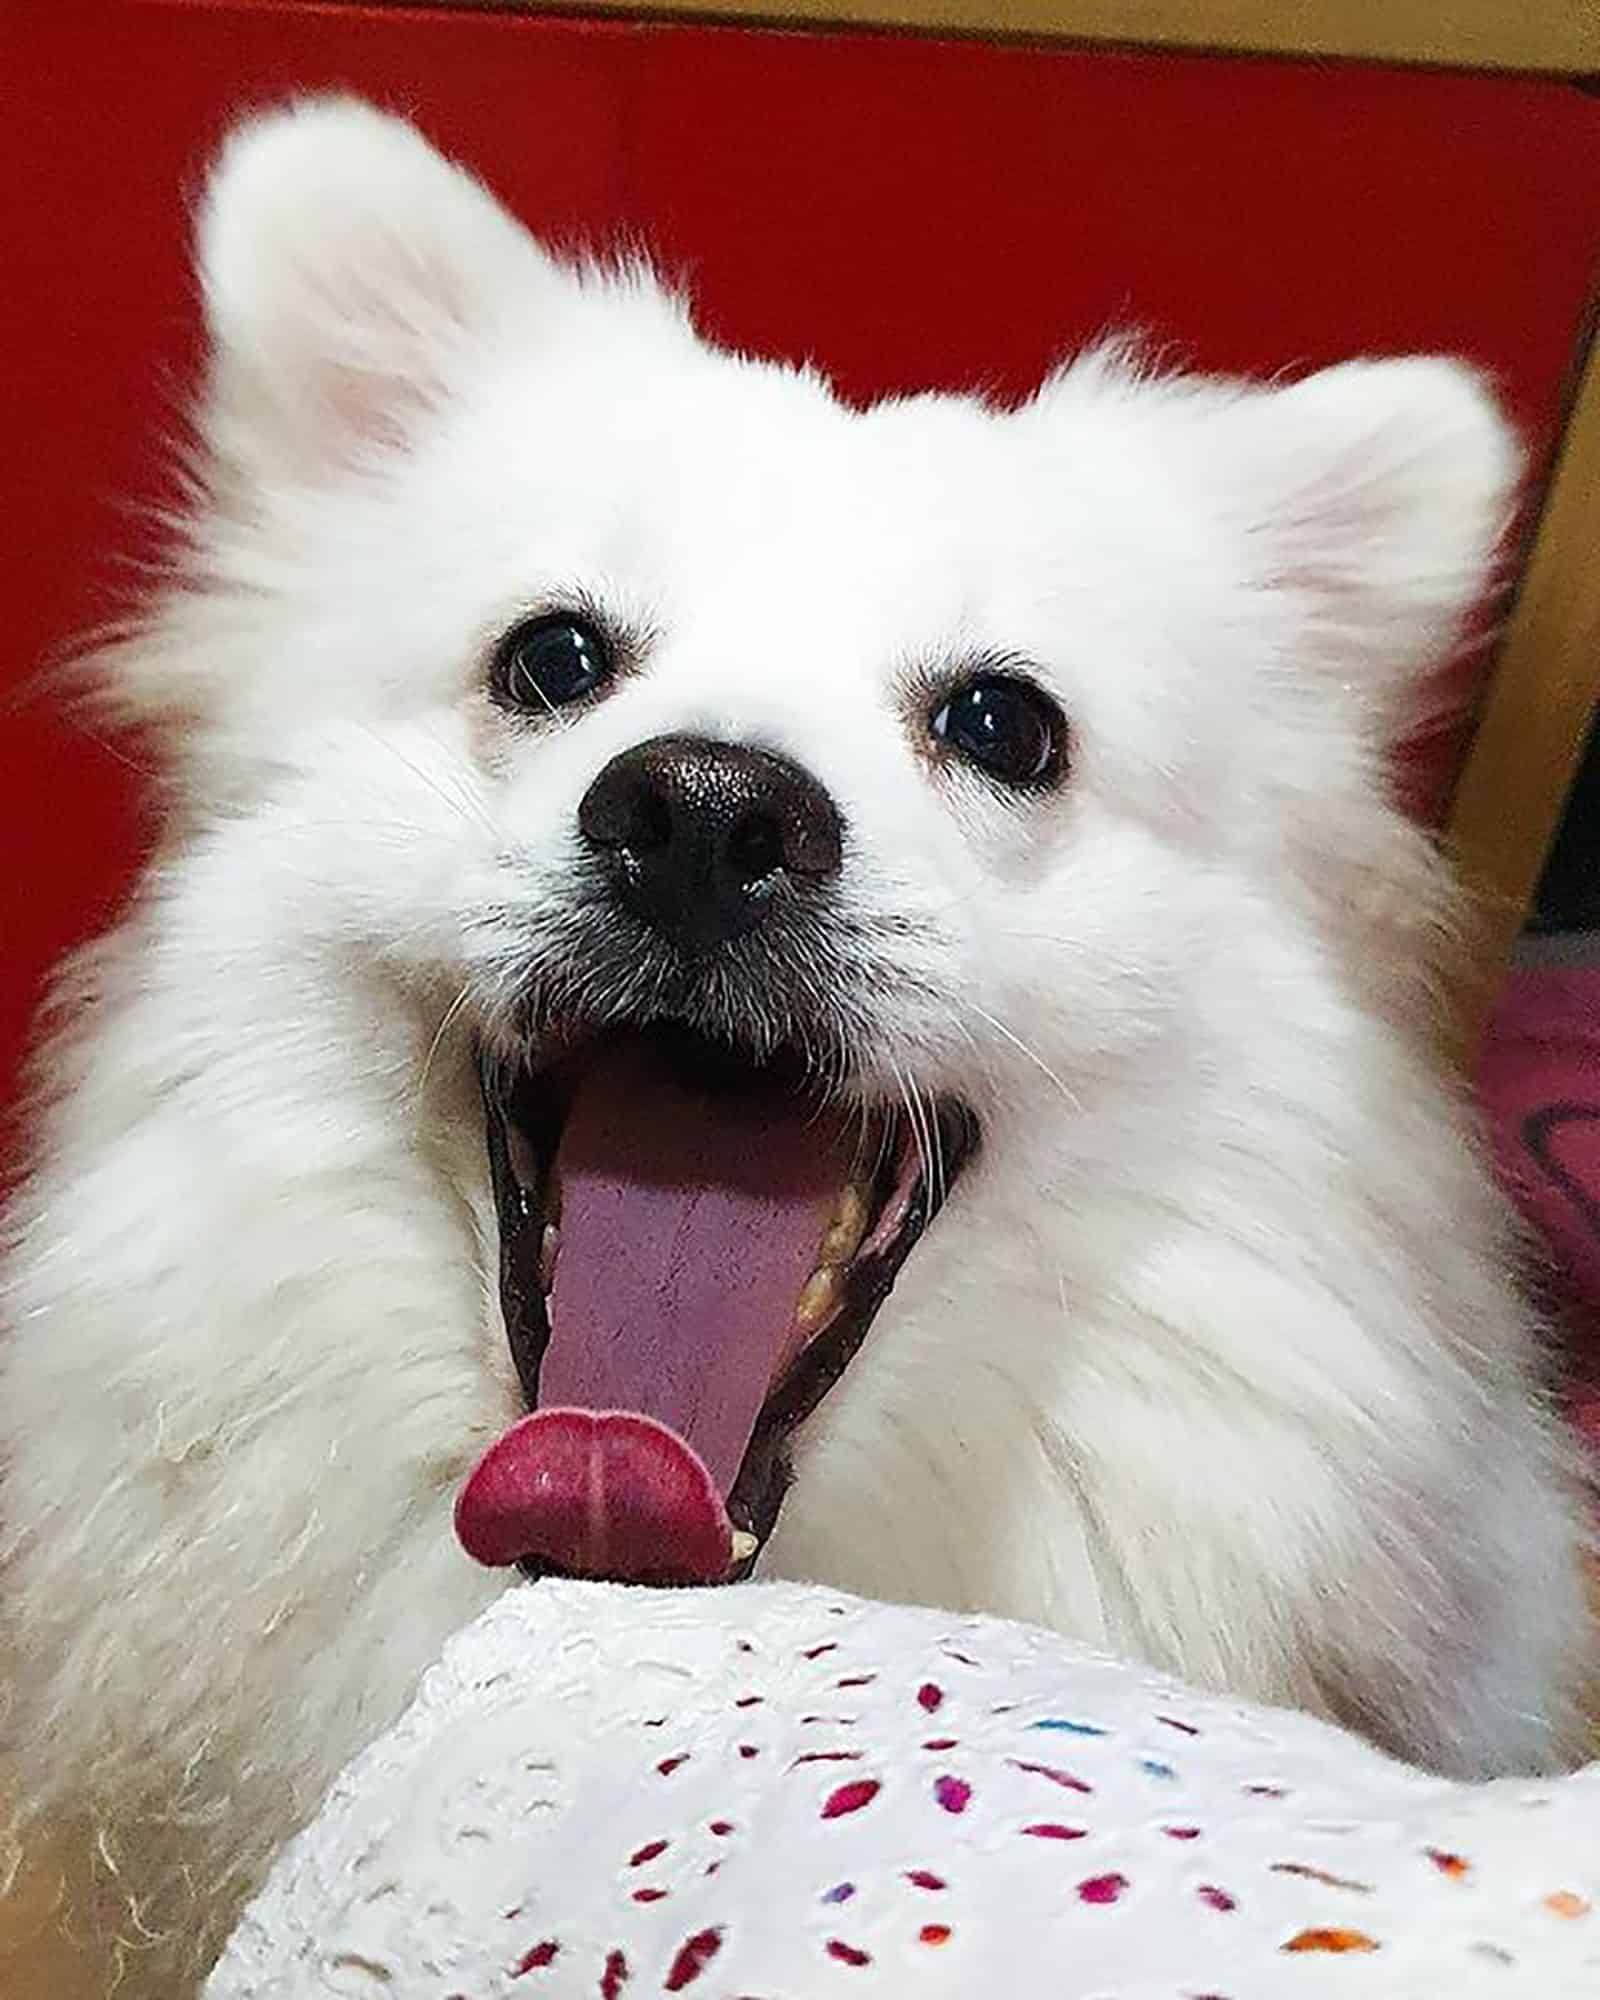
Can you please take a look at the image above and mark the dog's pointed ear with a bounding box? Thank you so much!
[1235,358,1519,701]
[197,98,561,482]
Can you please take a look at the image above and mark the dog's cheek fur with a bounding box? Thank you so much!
[783,854,1585,1766]
[0,734,525,1985]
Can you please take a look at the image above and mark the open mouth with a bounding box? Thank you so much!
[454,1022,977,1587]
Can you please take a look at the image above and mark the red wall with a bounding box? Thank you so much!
[4,0,1597,1125]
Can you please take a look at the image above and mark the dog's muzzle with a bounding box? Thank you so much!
[453,735,978,1591]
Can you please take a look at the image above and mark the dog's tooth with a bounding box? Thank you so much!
[795,1265,842,1333]
[538,1225,560,1294]
[730,1529,759,1565]
[821,1183,869,1264]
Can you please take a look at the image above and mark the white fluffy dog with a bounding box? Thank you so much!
[2,99,1589,1992]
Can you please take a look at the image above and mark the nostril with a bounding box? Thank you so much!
[726,810,784,888]
[579,769,674,856]
[784,806,842,880]
[631,786,674,855]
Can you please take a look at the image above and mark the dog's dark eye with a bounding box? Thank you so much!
[930,675,1066,789]
[492,614,612,713]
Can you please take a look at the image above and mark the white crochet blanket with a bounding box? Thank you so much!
[208,1580,1600,1997]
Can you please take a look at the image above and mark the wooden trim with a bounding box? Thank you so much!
[1447,324,1600,1047]
[498,0,1600,75]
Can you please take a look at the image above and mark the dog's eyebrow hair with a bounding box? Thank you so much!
[576,585,663,664]
[898,644,1049,687]
[550,584,663,673]
[891,647,1056,725]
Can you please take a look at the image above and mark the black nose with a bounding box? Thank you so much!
[577,734,843,950]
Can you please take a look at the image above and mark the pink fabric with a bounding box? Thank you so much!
[1478,967,1600,1456]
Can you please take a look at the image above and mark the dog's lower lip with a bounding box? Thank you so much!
[476,1026,978,1579]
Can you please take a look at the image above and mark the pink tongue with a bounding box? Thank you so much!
[456,1039,856,1582]
[454,1409,734,1584]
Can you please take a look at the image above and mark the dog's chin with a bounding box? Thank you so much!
[464,1017,978,1587]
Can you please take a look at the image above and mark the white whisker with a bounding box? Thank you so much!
[961,998,1082,1113]
[413,981,474,1118]
[358,724,499,839]
[892,1061,935,1200]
